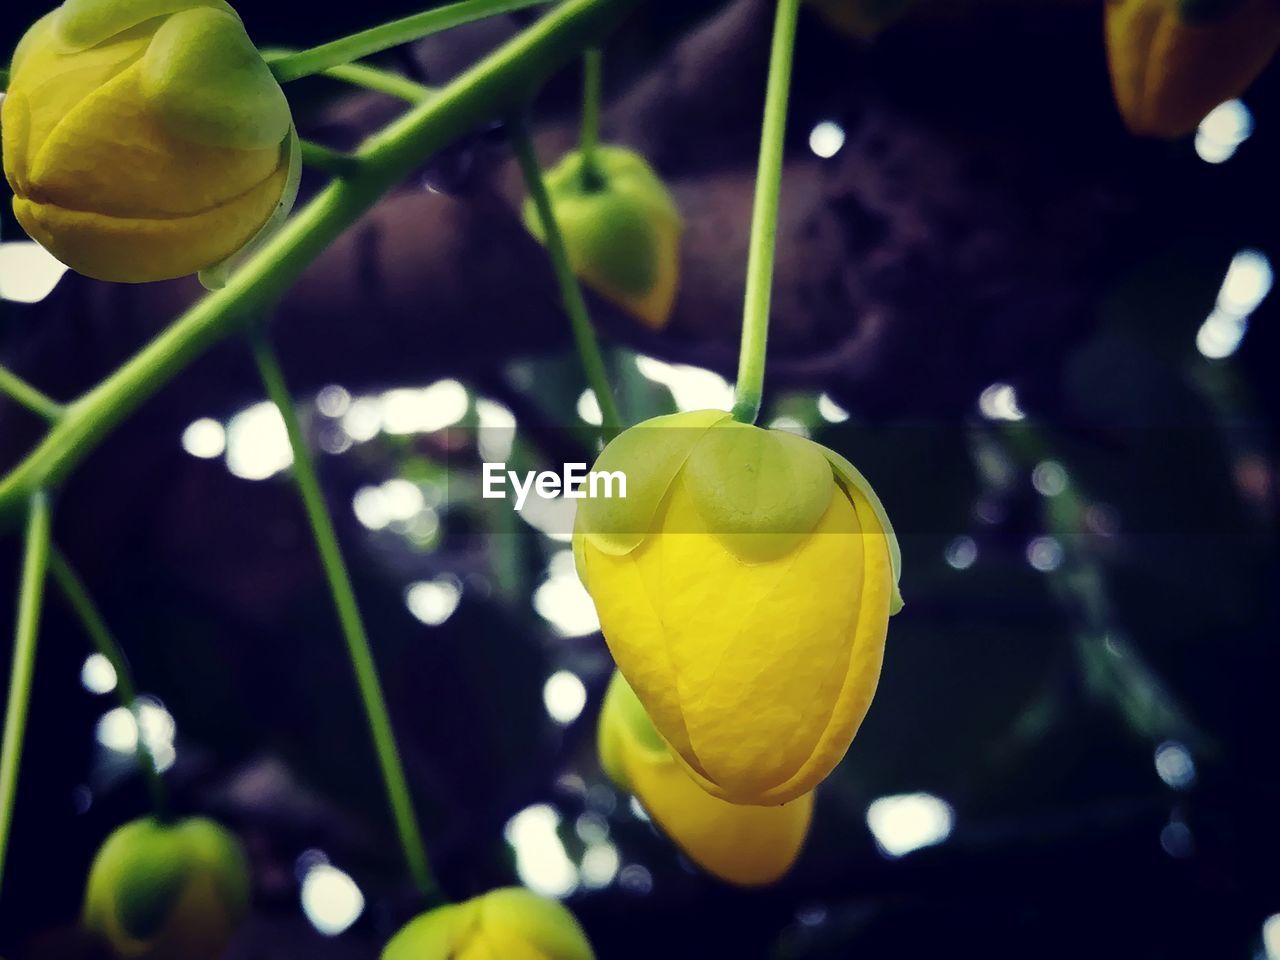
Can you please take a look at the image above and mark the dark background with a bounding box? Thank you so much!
[1,0,1278,957]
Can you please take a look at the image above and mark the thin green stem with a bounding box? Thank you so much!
[47,548,169,819]
[579,48,604,189]
[730,0,801,425]
[511,118,622,437]
[0,491,51,894]
[0,0,640,528]
[0,365,64,424]
[324,62,433,103]
[268,0,552,84]
[301,140,363,178]
[250,331,436,900]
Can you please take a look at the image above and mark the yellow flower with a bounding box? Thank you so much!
[524,145,682,331]
[82,816,249,960]
[382,887,594,960]
[806,0,917,38]
[574,410,903,807]
[2,0,299,285]
[1105,0,1280,138]
[599,670,813,886]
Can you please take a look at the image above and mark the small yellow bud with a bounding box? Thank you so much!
[82,816,249,960]
[524,145,682,331]
[599,671,813,886]
[574,410,902,806]
[382,887,594,960]
[2,0,299,284]
[1105,0,1280,138]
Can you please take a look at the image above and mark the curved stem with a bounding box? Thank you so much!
[301,140,363,178]
[268,0,552,84]
[511,118,622,437]
[47,548,169,820]
[250,331,436,901]
[579,48,604,189]
[0,365,63,424]
[730,0,801,425]
[323,62,433,103]
[0,491,51,894]
[0,0,640,528]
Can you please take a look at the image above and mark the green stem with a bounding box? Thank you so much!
[301,140,363,178]
[511,118,622,437]
[324,62,433,103]
[268,0,553,84]
[730,0,801,425]
[47,548,169,819]
[0,0,640,528]
[579,48,604,189]
[0,365,64,424]
[250,331,436,900]
[0,491,51,894]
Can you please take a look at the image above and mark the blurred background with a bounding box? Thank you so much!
[1,0,1278,956]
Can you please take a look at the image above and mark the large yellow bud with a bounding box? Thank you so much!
[1105,0,1280,138]
[382,887,594,960]
[574,410,903,807]
[82,816,250,960]
[598,670,813,887]
[524,145,682,331]
[2,0,300,285]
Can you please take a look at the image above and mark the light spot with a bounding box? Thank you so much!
[817,393,850,423]
[80,654,117,695]
[629,796,649,822]
[181,418,226,459]
[618,863,653,895]
[381,478,425,523]
[580,842,620,889]
[477,398,517,461]
[405,577,462,626]
[809,121,846,159]
[1026,536,1064,572]
[635,356,734,412]
[865,792,954,858]
[1031,460,1068,497]
[944,536,978,571]
[505,804,579,898]
[534,559,600,637]
[95,698,176,772]
[341,397,382,443]
[768,416,809,438]
[1194,99,1253,164]
[225,402,291,481]
[316,385,351,418]
[543,670,588,725]
[1262,914,1280,960]
[578,389,603,426]
[352,487,390,531]
[978,383,1024,421]
[300,859,364,937]
[0,242,69,303]
[380,380,469,435]
[1218,249,1272,315]
[1154,740,1196,790]
[1160,820,1194,858]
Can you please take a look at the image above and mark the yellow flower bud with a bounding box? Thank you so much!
[574,410,903,807]
[2,0,299,285]
[382,887,594,960]
[599,670,813,886]
[524,145,682,331]
[1105,0,1280,138]
[806,0,917,38]
[82,816,249,960]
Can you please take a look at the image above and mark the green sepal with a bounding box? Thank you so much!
[819,444,904,614]
[525,145,681,299]
[140,6,290,150]
[199,125,302,290]
[576,409,728,556]
[83,818,190,942]
[176,817,251,919]
[56,0,236,51]
[682,421,835,562]
[381,902,475,960]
